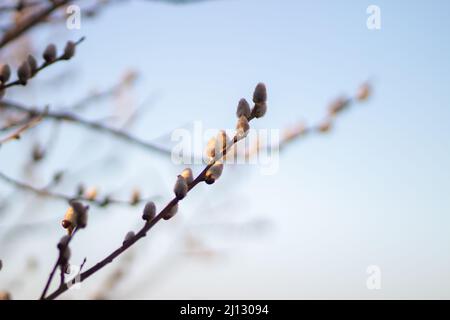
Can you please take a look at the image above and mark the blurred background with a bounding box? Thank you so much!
[0,0,449,299]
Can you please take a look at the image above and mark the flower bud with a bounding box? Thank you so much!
[163,203,178,220]
[236,115,250,138]
[27,55,38,75]
[43,44,57,63]
[251,102,267,118]
[61,206,76,235]
[17,61,31,85]
[205,136,217,159]
[236,98,251,119]
[123,231,135,245]
[85,186,98,201]
[318,119,332,133]
[62,41,76,60]
[181,168,194,185]
[205,161,224,182]
[70,200,88,229]
[76,183,85,197]
[174,175,188,200]
[100,196,111,207]
[142,201,156,221]
[328,97,349,116]
[253,82,267,104]
[0,291,11,300]
[130,189,140,205]
[0,64,11,83]
[356,82,371,101]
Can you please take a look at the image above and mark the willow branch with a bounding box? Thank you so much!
[0,171,157,207]
[0,37,85,91]
[0,0,70,49]
[0,100,172,156]
[0,111,43,146]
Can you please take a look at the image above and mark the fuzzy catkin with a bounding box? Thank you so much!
[0,64,11,83]
[17,61,31,84]
[236,98,251,119]
[43,44,57,63]
[174,175,188,200]
[142,201,156,221]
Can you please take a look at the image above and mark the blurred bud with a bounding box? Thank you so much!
[356,82,371,101]
[85,187,98,201]
[328,97,349,116]
[70,200,88,229]
[318,119,332,133]
[251,102,267,118]
[282,122,308,142]
[61,206,76,235]
[17,60,31,85]
[205,161,224,182]
[76,183,85,197]
[62,41,76,60]
[130,189,140,205]
[27,55,38,75]
[0,64,11,83]
[52,171,64,184]
[181,168,194,185]
[0,291,11,300]
[236,115,250,138]
[142,201,156,221]
[123,231,135,245]
[62,201,88,234]
[163,203,178,220]
[236,98,251,119]
[31,144,45,162]
[43,44,57,63]
[0,259,2,271]
[174,175,188,200]
[100,196,111,207]
[253,82,267,104]
[0,89,4,99]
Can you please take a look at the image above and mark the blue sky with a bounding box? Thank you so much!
[1,0,450,298]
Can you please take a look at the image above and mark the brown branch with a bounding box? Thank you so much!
[0,0,70,49]
[0,171,159,208]
[0,37,85,91]
[0,100,172,156]
[0,111,43,145]
[42,84,265,300]
[0,1,44,13]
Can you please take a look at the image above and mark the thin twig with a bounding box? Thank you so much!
[0,171,158,207]
[0,0,70,49]
[0,100,172,155]
[0,37,85,90]
[0,111,43,145]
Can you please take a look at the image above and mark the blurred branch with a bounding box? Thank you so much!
[0,0,70,49]
[0,110,43,146]
[0,100,172,156]
[0,170,157,207]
